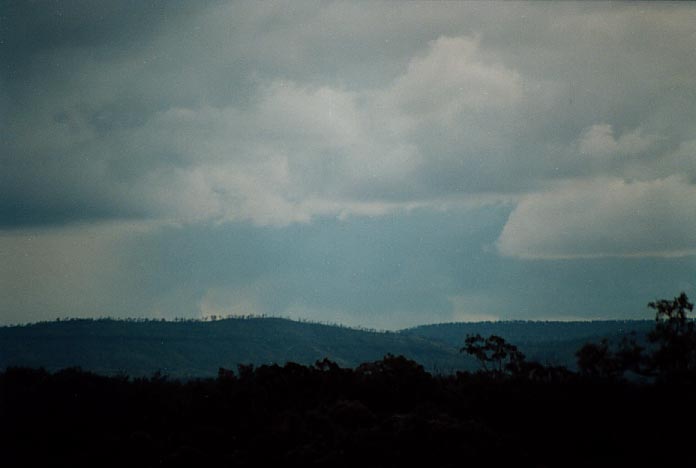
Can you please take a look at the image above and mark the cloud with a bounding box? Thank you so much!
[497,176,696,259]
[119,83,422,226]
[382,36,522,125]
[578,124,658,158]
[2,34,523,228]
[3,1,696,258]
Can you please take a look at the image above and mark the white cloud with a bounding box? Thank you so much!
[88,30,690,250]
[497,176,696,259]
[101,36,527,227]
[382,36,523,126]
[578,124,658,157]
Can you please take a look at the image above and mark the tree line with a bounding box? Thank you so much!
[459,292,696,383]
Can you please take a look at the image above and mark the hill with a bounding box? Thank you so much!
[402,320,654,369]
[0,317,464,377]
[0,317,653,376]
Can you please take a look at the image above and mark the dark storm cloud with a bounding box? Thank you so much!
[0,1,209,65]
[1,0,214,228]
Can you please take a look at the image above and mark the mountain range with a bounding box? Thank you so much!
[0,317,653,377]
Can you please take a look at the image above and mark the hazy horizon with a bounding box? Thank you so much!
[2,1,695,328]
[2,311,655,332]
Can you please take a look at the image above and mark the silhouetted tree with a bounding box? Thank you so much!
[576,339,620,378]
[356,354,429,380]
[576,292,694,380]
[647,292,696,376]
[461,334,525,375]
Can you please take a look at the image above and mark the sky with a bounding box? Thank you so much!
[1,1,696,328]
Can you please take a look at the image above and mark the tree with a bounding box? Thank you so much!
[647,292,696,375]
[576,333,644,378]
[576,292,695,380]
[461,334,525,375]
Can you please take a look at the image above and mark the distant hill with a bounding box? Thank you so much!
[0,318,465,377]
[402,320,654,370]
[0,317,653,377]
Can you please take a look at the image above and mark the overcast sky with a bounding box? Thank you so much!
[1,1,695,328]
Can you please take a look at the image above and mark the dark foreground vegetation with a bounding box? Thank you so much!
[4,358,696,467]
[2,293,696,467]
